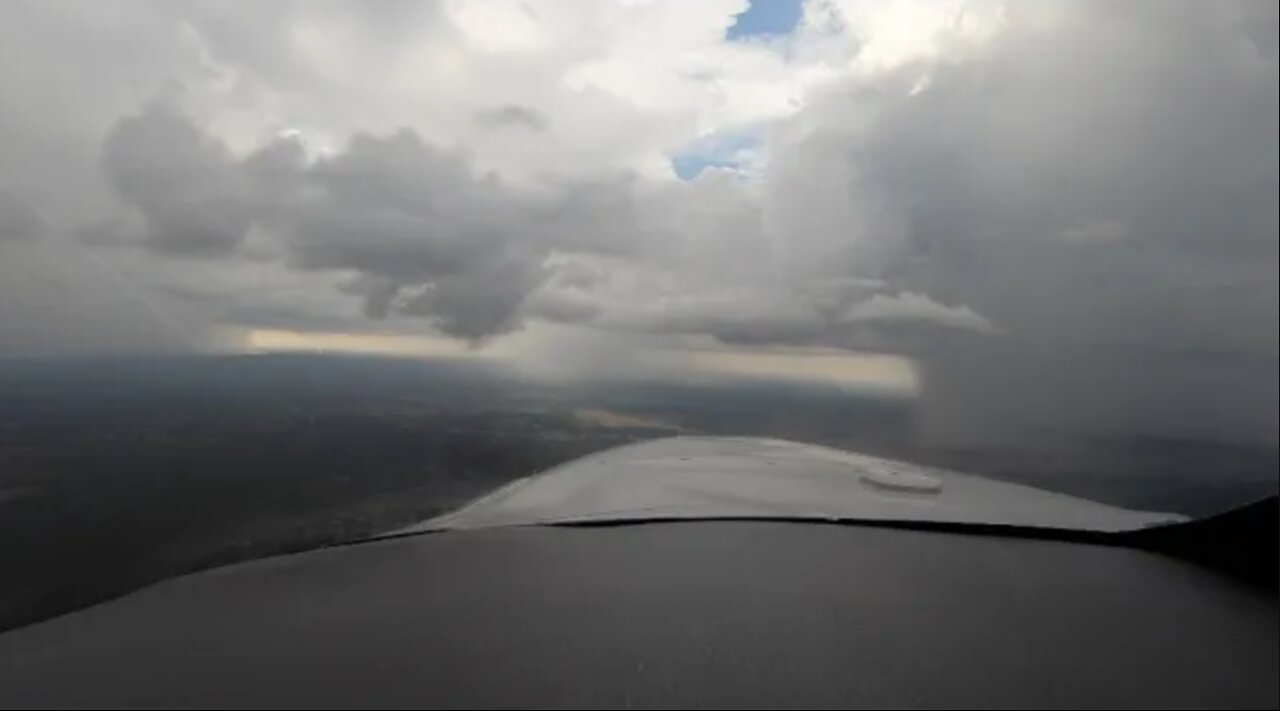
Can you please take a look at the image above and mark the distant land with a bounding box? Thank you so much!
[1,353,1275,631]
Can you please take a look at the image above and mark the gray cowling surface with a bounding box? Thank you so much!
[0,521,1275,709]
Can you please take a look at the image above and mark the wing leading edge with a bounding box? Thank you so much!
[399,436,1181,534]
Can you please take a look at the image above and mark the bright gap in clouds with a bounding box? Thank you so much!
[244,326,918,397]
[670,127,764,180]
[725,0,804,40]
[244,328,472,359]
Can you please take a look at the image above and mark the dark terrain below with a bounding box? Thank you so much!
[1,354,1275,631]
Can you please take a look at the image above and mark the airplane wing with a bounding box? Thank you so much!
[0,437,1274,709]
[404,436,1182,533]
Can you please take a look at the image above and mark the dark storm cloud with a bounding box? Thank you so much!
[474,105,550,131]
[523,289,601,324]
[339,276,401,320]
[776,0,1278,443]
[0,189,46,243]
[102,103,254,257]
[398,255,550,340]
[289,130,523,280]
[285,130,565,338]
[97,108,611,340]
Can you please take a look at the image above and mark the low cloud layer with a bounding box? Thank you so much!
[0,0,1275,443]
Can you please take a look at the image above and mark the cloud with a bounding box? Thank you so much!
[782,0,1278,442]
[95,106,554,338]
[839,292,996,333]
[474,105,550,132]
[341,275,400,320]
[102,102,253,256]
[0,189,46,243]
[523,285,601,325]
[398,256,548,340]
[0,0,1275,443]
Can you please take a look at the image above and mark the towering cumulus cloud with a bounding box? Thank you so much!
[0,0,1274,441]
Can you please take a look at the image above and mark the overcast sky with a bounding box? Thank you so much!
[0,0,1275,443]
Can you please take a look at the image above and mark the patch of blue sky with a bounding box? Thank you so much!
[725,0,804,41]
[670,127,765,181]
